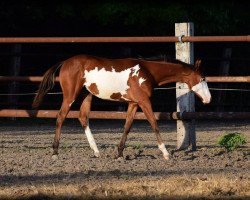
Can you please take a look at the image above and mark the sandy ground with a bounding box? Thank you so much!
[0,118,249,199]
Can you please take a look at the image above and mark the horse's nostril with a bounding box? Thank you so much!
[203,98,211,104]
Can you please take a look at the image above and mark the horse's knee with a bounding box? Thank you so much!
[56,118,63,126]
[78,116,87,127]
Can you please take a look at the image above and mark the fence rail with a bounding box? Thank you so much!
[0,36,249,43]
[0,109,249,120]
[1,76,250,83]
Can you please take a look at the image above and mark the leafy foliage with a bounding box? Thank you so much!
[217,133,246,151]
[0,1,249,36]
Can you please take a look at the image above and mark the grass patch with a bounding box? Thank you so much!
[217,132,247,151]
[126,143,143,150]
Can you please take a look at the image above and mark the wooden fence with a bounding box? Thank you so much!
[0,22,249,150]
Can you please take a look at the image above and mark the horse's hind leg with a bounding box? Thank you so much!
[52,75,83,159]
[138,98,170,160]
[117,102,138,158]
[78,93,100,157]
[52,99,72,159]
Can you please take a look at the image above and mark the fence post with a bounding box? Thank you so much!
[8,44,22,111]
[175,22,196,150]
[217,48,232,111]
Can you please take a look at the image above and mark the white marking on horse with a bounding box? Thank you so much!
[84,65,146,100]
[139,77,146,85]
[192,80,211,104]
[158,143,170,160]
[69,100,75,107]
[131,65,139,76]
[85,126,100,157]
[131,64,146,86]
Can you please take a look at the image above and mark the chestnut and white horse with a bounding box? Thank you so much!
[33,55,211,160]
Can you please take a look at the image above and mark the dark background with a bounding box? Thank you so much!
[0,0,249,112]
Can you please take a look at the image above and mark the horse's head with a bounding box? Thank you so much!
[184,60,211,104]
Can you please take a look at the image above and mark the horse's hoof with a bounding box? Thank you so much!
[51,154,58,160]
[94,151,100,158]
[116,156,124,161]
[163,153,170,160]
[114,154,123,159]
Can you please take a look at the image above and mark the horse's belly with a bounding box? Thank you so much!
[90,83,129,101]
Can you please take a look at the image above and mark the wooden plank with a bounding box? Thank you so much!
[0,36,248,43]
[1,76,250,82]
[0,109,249,120]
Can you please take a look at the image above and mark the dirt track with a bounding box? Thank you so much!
[0,118,249,199]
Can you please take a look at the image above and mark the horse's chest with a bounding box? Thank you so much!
[83,65,146,101]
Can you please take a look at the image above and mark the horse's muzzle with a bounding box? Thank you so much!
[202,97,212,104]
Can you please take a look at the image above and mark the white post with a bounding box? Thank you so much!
[175,22,196,150]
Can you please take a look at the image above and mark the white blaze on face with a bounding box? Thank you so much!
[84,64,146,100]
[192,81,211,104]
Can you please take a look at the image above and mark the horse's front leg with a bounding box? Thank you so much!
[116,102,138,158]
[138,98,170,160]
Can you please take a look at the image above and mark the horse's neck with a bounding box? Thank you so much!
[141,61,189,86]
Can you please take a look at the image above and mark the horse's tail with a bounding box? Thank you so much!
[32,62,63,109]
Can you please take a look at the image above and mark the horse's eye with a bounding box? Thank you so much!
[200,77,206,82]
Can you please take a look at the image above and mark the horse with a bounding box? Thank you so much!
[32,54,211,160]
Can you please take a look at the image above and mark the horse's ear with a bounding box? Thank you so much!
[194,59,202,71]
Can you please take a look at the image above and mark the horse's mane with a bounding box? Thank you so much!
[137,55,196,70]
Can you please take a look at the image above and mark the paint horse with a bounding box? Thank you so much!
[32,55,211,160]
